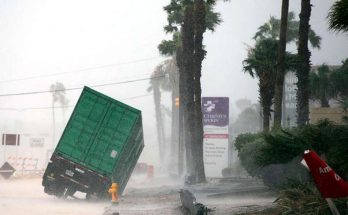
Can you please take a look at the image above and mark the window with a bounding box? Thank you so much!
[2,134,20,146]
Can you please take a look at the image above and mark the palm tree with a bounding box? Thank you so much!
[273,0,289,129]
[191,0,207,183]
[148,59,180,171]
[49,82,68,149]
[166,59,180,172]
[159,0,223,181]
[147,62,171,165]
[331,59,348,98]
[309,65,333,107]
[297,0,312,125]
[243,39,297,131]
[183,0,225,183]
[248,10,321,130]
[243,39,277,132]
[181,2,195,178]
[330,59,348,114]
[328,0,348,34]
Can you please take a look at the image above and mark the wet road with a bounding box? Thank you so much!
[0,177,107,215]
[0,176,182,215]
[0,176,276,215]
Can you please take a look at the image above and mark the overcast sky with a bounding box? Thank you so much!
[0,0,347,164]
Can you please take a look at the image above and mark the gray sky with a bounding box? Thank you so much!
[0,0,347,164]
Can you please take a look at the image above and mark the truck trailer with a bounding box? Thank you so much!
[42,87,144,199]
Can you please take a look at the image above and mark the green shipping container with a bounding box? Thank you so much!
[42,86,144,198]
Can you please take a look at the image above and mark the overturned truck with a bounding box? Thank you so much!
[42,87,144,199]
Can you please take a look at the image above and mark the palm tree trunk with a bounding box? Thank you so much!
[296,0,311,126]
[260,82,270,132]
[176,44,185,176]
[153,84,165,165]
[182,4,195,176]
[259,77,273,132]
[273,0,289,129]
[192,0,206,183]
[170,60,180,173]
[262,106,270,132]
[170,91,175,168]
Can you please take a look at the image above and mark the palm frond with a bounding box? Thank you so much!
[308,29,322,49]
[205,8,222,31]
[253,11,321,49]
[328,0,348,33]
[158,40,177,56]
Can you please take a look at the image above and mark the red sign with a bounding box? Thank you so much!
[303,150,348,198]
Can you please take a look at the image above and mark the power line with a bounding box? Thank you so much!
[0,94,153,111]
[0,75,164,97]
[0,56,161,84]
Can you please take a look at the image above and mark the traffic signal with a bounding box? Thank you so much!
[175,97,179,107]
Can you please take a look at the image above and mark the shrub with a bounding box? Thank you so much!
[258,129,309,166]
[235,132,264,152]
[276,182,348,214]
[235,120,348,188]
[238,137,265,177]
[236,134,309,189]
[258,120,348,179]
[259,158,310,189]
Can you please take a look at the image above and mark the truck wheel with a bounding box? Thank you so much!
[54,188,65,198]
[44,186,54,195]
[44,184,64,197]
[47,183,65,198]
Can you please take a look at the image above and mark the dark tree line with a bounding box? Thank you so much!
[243,0,321,131]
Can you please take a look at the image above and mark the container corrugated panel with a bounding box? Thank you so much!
[55,86,144,179]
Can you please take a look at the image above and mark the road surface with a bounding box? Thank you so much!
[0,175,182,215]
[0,175,276,215]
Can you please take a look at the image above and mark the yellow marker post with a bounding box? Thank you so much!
[108,183,118,203]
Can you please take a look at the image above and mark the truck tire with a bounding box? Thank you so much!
[54,186,65,198]
[44,186,54,195]
[43,183,64,197]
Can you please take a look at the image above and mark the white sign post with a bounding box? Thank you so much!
[202,97,229,178]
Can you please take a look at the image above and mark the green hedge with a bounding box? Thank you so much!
[235,120,348,188]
